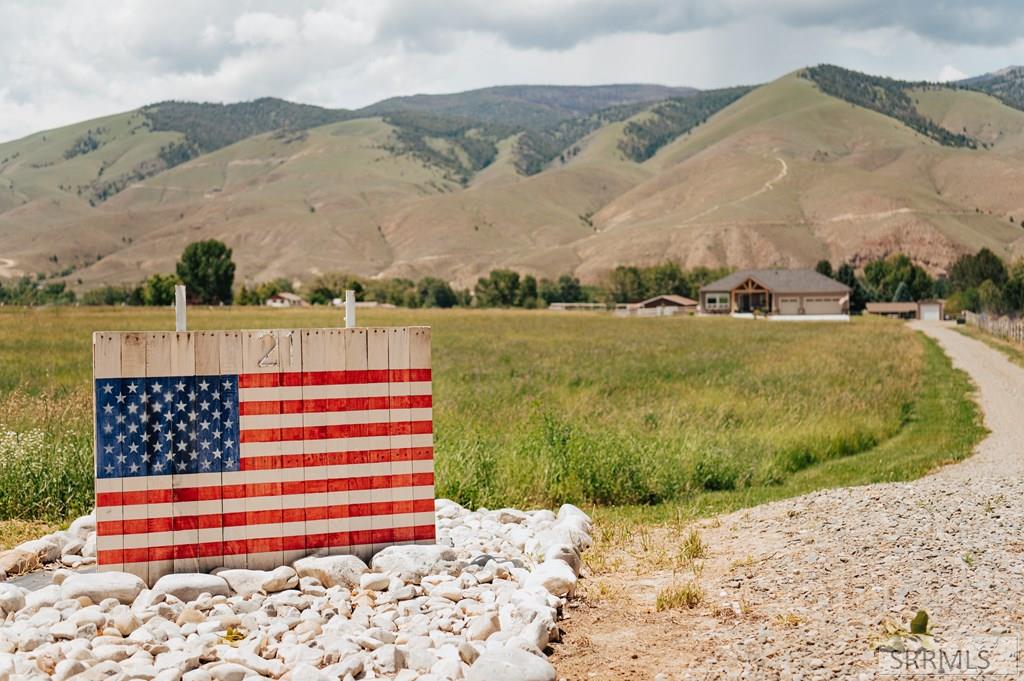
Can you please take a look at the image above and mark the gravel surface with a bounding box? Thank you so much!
[554,322,1024,679]
[0,501,592,680]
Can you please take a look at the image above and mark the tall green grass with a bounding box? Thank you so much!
[0,307,940,519]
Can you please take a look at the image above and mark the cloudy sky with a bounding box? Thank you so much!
[2,0,1024,142]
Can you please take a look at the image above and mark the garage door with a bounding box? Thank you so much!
[804,297,841,314]
[920,303,940,321]
[779,297,800,314]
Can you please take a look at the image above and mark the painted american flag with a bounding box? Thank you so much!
[94,327,436,585]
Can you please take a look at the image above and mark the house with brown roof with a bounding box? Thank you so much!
[699,269,850,319]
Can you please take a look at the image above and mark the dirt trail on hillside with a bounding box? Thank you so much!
[553,322,1024,680]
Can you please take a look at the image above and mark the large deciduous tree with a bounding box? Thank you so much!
[175,240,236,305]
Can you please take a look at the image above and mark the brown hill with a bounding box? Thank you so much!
[3,69,1024,290]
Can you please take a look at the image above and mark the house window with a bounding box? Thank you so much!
[705,294,729,309]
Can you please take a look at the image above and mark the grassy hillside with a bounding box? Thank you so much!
[961,66,1024,112]
[802,65,976,148]
[359,84,695,128]
[4,67,1024,288]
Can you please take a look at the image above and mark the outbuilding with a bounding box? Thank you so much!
[865,300,944,320]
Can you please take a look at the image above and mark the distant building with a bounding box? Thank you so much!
[865,300,944,321]
[548,302,606,311]
[266,292,307,308]
[699,269,850,320]
[614,294,698,317]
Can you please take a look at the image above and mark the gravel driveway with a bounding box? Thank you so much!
[911,321,1024,478]
[554,322,1024,680]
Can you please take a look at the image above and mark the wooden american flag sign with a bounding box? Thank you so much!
[93,327,435,585]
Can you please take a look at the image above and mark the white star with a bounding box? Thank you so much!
[151,382,162,393]
[177,461,187,471]
[116,392,126,404]
[129,462,139,474]
[176,401,186,412]
[116,453,127,464]
[163,391,172,403]
[199,420,210,431]
[212,390,221,400]
[140,411,150,423]
[224,458,235,469]
[224,400,233,409]
[188,390,197,401]
[211,409,222,420]
[189,450,198,460]
[198,379,210,391]
[200,440,211,450]
[189,431,197,441]
[102,383,114,394]
[224,439,234,449]
[102,423,113,435]
[212,428,222,439]
[151,402,162,413]
[139,391,149,404]
[199,399,210,411]
[104,464,114,475]
[176,421,187,432]
[188,410,197,422]
[200,459,211,471]
[222,380,232,391]
[127,382,138,393]
[127,423,138,434]
[154,461,165,472]
[212,448,222,459]
[165,450,174,461]
[103,444,114,455]
[116,433,126,444]
[224,418,233,428]
[128,442,139,454]
[177,441,187,452]
[116,414,126,424]
[141,452,151,463]
[127,403,138,415]
[102,404,113,415]
[175,381,186,392]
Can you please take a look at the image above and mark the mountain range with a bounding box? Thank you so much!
[3,66,1024,289]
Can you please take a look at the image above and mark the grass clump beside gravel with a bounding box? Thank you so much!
[656,581,705,610]
[0,307,976,527]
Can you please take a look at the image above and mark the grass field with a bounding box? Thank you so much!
[0,307,983,540]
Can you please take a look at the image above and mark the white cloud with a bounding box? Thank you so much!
[233,12,299,47]
[1,0,1024,142]
[938,64,968,81]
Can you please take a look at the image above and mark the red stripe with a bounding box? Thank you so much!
[102,499,435,537]
[96,464,434,507]
[100,522,440,561]
[238,369,431,389]
[241,419,433,443]
[239,394,432,416]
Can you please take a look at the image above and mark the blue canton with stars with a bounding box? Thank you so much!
[95,375,240,479]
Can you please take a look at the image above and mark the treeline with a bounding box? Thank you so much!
[803,65,979,149]
[814,248,1024,316]
[618,87,753,162]
[142,98,350,159]
[604,263,731,302]
[380,112,505,185]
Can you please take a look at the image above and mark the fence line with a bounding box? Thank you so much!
[964,311,1024,345]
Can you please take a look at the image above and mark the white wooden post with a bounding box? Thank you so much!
[175,285,187,332]
[345,289,356,328]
